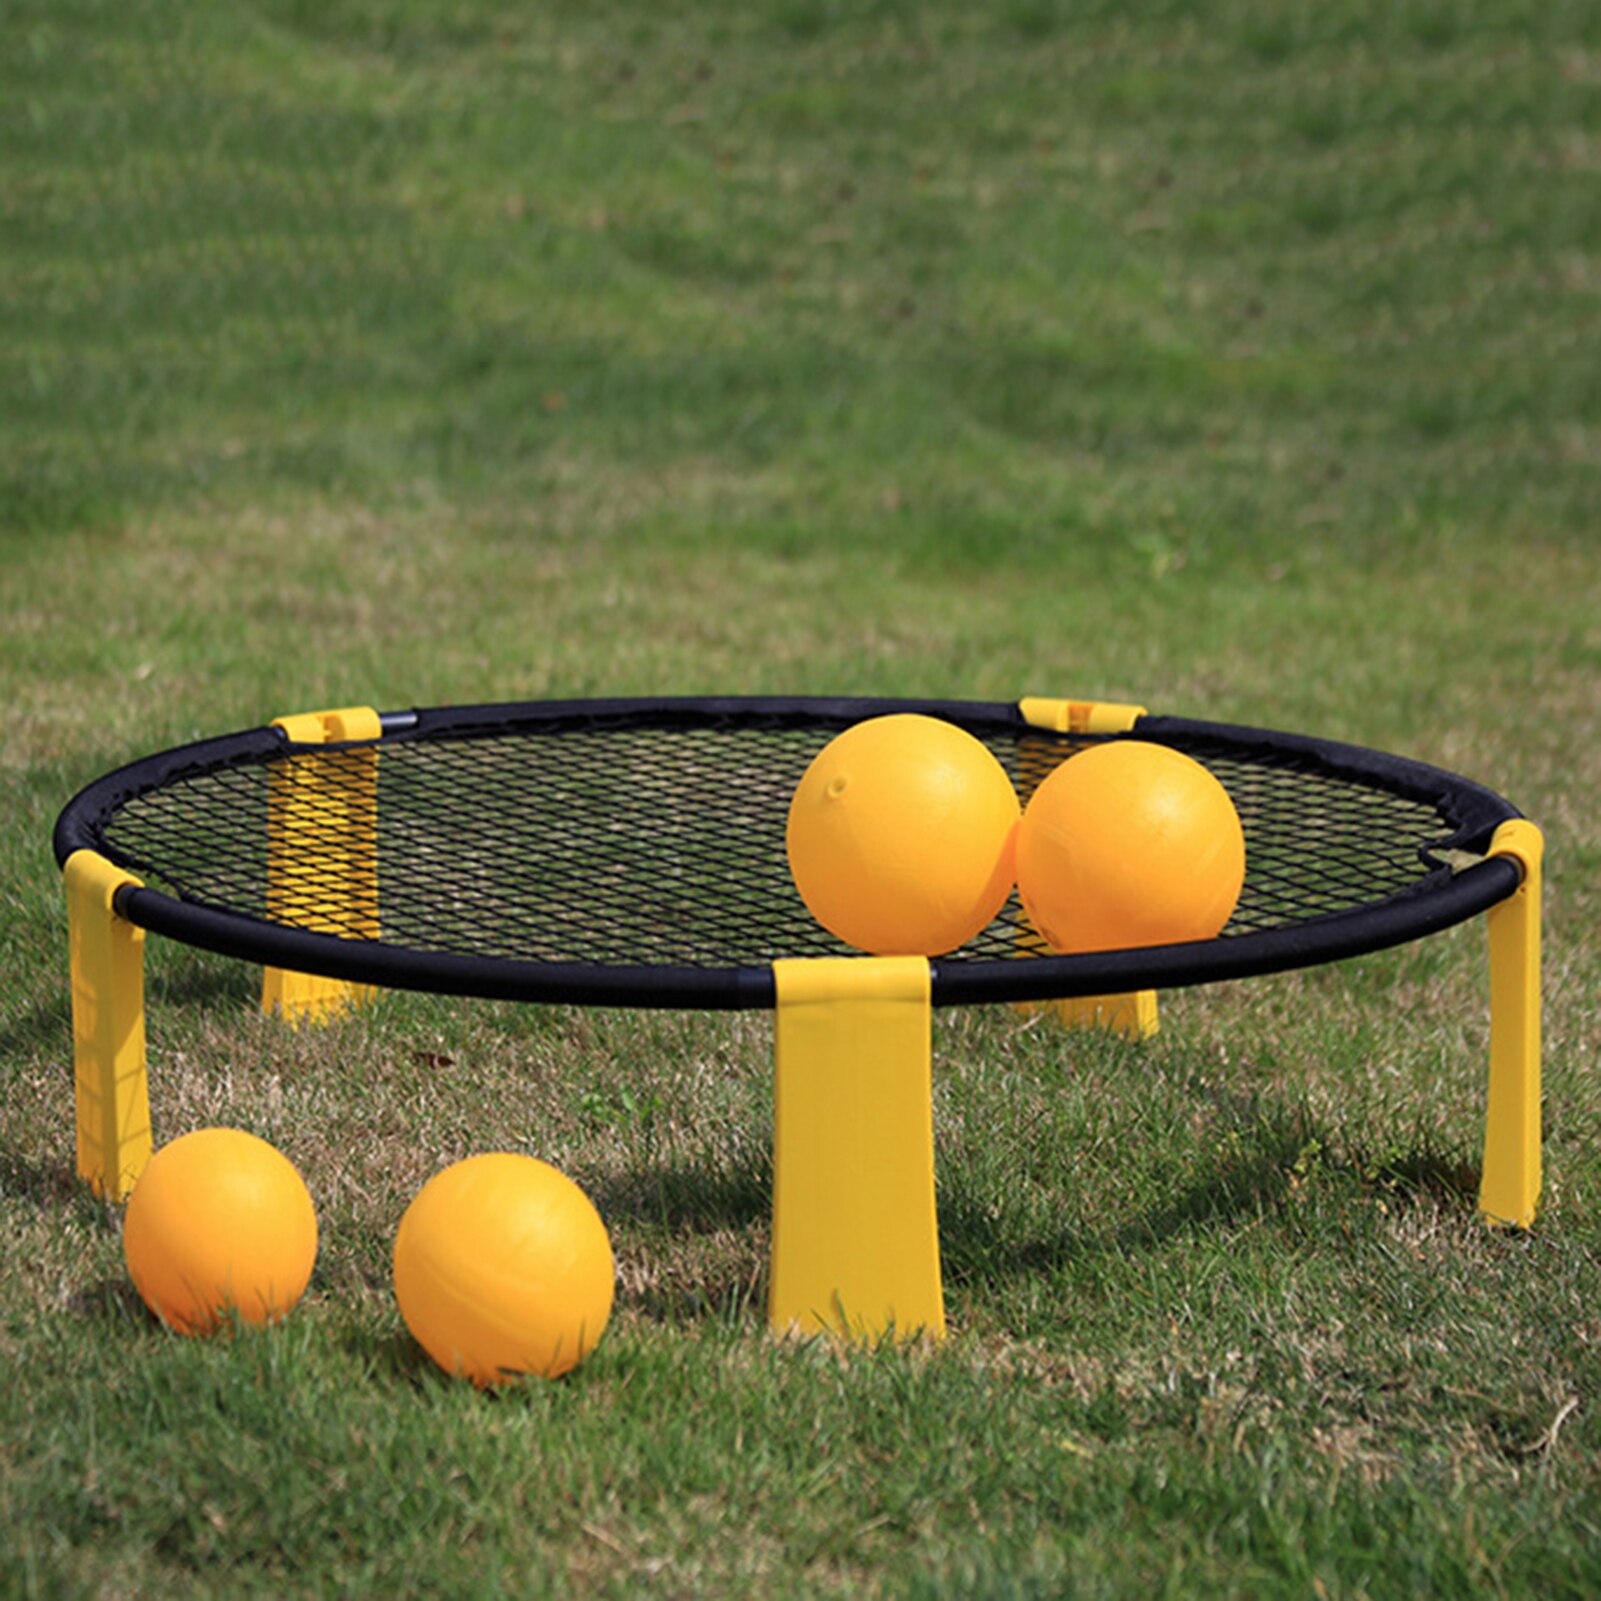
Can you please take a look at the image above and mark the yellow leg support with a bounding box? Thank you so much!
[64,850,152,1201]
[1043,990,1161,1039]
[1012,922,1162,1040]
[261,705,382,1025]
[1479,820,1544,1228]
[1015,694,1159,1038]
[769,957,945,1343]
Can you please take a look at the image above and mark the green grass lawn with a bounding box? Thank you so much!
[3,1,1599,1594]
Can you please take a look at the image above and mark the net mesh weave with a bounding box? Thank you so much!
[93,716,1455,971]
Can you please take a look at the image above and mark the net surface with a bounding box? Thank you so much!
[93,718,1456,971]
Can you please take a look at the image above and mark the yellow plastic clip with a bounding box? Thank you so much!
[273,706,383,746]
[1019,696,1148,735]
[769,956,944,1343]
[1479,820,1543,1228]
[261,704,382,1025]
[64,849,152,1200]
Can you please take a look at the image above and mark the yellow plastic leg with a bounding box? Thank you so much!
[1480,820,1543,1228]
[64,850,152,1201]
[1040,990,1160,1039]
[1014,694,1158,1038]
[262,705,382,1025]
[260,968,374,1026]
[769,957,945,1343]
[1011,928,1160,1040]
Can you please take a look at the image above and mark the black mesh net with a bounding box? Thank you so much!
[91,711,1460,973]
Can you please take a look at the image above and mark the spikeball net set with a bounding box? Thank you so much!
[56,694,1544,1343]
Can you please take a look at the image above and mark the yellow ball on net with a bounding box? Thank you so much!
[1017,740,1246,955]
[122,1128,318,1335]
[786,713,1020,956]
[393,1153,615,1386]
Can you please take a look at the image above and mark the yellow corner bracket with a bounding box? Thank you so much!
[1480,819,1544,1228]
[64,849,151,1201]
[769,956,944,1343]
[261,704,383,1025]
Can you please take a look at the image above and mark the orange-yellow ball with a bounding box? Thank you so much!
[785,714,1020,956]
[1017,741,1246,954]
[393,1154,615,1386]
[122,1128,318,1335]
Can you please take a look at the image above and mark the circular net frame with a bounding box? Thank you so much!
[61,701,1520,1004]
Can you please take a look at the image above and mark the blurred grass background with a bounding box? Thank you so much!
[2,1,1599,1595]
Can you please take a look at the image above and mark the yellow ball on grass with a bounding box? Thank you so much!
[122,1127,318,1335]
[393,1153,615,1386]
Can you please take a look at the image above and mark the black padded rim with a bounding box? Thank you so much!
[53,696,1525,1010]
